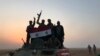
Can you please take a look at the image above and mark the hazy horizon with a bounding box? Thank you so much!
[0,0,100,49]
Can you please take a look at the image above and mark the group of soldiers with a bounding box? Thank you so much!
[26,11,64,49]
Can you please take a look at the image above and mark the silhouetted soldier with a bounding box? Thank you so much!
[56,21,64,48]
[37,11,46,28]
[93,44,97,55]
[46,19,54,41]
[88,45,92,54]
[45,37,61,49]
[47,19,53,28]
[37,11,49,41]
[51,25,57,37]
[26,18,36,44]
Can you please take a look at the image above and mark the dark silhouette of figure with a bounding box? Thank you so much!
[47,19,53,28]
[45,36,61,49]
[26,18,36,44]
[36,11,50,42]
[45,19,54,41]
[88,45,92,54]
[37,11,46,28]
[56,21,64,48]
[93,44,97,55]
[51,25,57,37]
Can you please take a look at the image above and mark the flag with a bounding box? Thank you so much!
[30,26,52,38]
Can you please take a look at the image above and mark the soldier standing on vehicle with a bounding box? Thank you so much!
[37,11,46,28]
[56,21,64,48]
[47,19,53,28]
[36,11,48,41]
[26,18,36,44]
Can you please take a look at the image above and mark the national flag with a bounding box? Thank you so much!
[30,26,52,38]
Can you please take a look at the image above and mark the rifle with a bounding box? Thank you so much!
[37,10,42,19]
[37,10,43,24]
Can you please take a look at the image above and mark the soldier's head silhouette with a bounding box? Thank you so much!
[57,21,60,26]
[29,20,32,25]
[48,19,51,23]
[41,19,45,24]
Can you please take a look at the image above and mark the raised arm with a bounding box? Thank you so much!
[37,11,42,25]
[32,17,36,26]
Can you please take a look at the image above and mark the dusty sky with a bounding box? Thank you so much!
[0,0,100,49]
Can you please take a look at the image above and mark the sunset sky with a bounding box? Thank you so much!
[0,0,100,49]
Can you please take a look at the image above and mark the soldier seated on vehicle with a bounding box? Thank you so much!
[31,38,44,49]
[44,36,61,49]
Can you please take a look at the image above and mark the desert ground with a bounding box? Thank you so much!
[0,48,100,56]
[0,49,12,56]
[69,48,100,56]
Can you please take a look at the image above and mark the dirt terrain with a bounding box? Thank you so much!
[70,48,100,56]
[0,48,100,56]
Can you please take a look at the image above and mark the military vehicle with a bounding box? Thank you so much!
[10,39,71,56]
[10,27,71,56]
[9,11,71,56]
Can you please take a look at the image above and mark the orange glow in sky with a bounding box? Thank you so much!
[0,0,100,49]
